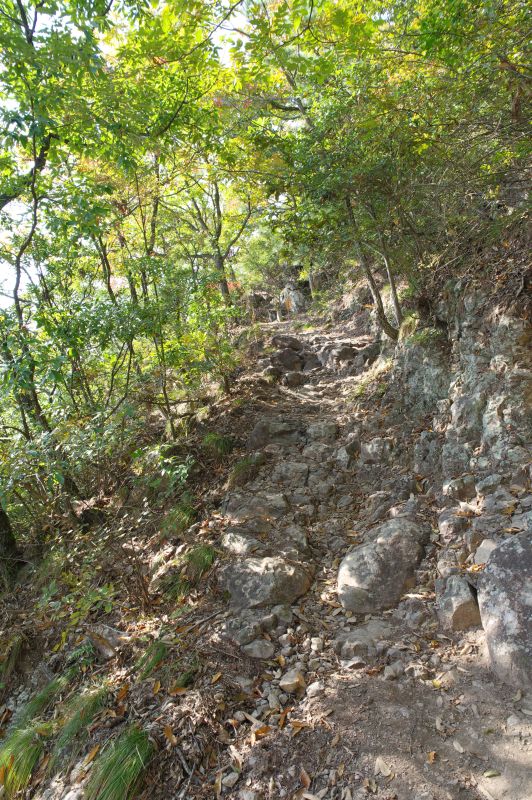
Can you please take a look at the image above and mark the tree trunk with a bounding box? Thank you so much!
[214,251,232,305]
[0,505,21,574]
[345,198,398,341]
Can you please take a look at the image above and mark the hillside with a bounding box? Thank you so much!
[0,2,531,800]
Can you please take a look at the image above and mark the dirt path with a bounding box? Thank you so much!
[201,318,531,800]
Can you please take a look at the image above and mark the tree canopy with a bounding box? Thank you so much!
[0,0,529,545]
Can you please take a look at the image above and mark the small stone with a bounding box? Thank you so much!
[383,661,404,681]
[306,680,325,698]
[473,539,498,565]
[279,668,306,693]
[242,639,275,659]
[436,575,481,631]
[222,772,240,788]
[310,637,324,653]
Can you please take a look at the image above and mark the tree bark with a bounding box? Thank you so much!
[0,505,21,574]
[345,197,398,341]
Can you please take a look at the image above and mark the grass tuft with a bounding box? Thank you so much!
[202,432,234,459]
[161,545,216,601]
[136,641,168,680]
[49,686,108,772]
[0,633,25,680]
[85,726,153,800]
[0,722,51,797]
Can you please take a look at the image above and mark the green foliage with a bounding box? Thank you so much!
[85,726,154,800]
[0,722,50,798]
[136,641,168,680]
[202,432,235,459]
[0,634,24,680]
[49,687,108,772]
[161,492,196,537]
[160,545,216,600]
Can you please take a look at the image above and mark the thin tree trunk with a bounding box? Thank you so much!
[0,505,21,574]
[345,198,398,341]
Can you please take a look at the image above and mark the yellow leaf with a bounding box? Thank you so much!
[116,684,129,702]
[164,725,177,746]
[300,767,311,788]
[427,751,437,763]
[211,671,222,684]
[83,745,100,765]
[168,685,187,696]
[153,680,161,694]
[290,720,310,736]
[252,725,271,742]
[277,654,286,667]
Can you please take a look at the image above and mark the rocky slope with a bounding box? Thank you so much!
[199,285,531,800]
[4,283,531,800]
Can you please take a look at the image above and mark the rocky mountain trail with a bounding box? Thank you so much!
[3,296,531,800]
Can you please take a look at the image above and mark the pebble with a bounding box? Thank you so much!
[279,668,306,693]
[222,772,240,788]
[383,661,405,680]
[242,640,275,659]
[307,680,325,698]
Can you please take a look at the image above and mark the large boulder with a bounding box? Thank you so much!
[271,334,303,351]
[477,533,532,689]
[337,518,429,613]
[219,556,314,609]
[247,419,305,450]
[436,575,481,631]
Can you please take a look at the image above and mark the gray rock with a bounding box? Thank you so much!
[219,556,314,609]
[272,347,303,371]
[247,419,304,450]
[337,518,429,613]
[359,437,393,464]
[307,421,338,443]
[242,639,275,659]
[279,668,306,693]
[436,575,481,631]
[478,533,532,688]
[271,334,303,351]
[473,538,498,564]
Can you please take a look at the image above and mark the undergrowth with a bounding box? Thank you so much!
[85,726,154,800]
[160,544,216,600]
[49,686,108,772]
[136,641,169,679]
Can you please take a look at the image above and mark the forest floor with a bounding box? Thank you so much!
[2,312,531,800]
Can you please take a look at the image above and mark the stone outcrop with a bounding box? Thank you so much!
[337,518,429,613]
[477,534,532,689]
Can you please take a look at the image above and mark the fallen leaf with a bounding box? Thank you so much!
[331,733,340,746]
[363,777,378,793]
[0,765,5,785]
[375,756,392,777]
[168,685,188,696]
[453,740,465,753]
[251,725,271,744]
[116,684,129,702]
[483,769,501,778]
[427,751,437,763]
[300,767,311,789]
[164,725,177,747]
[211,671,222,684]
[83,744,100,765]
[153,680,161,694]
